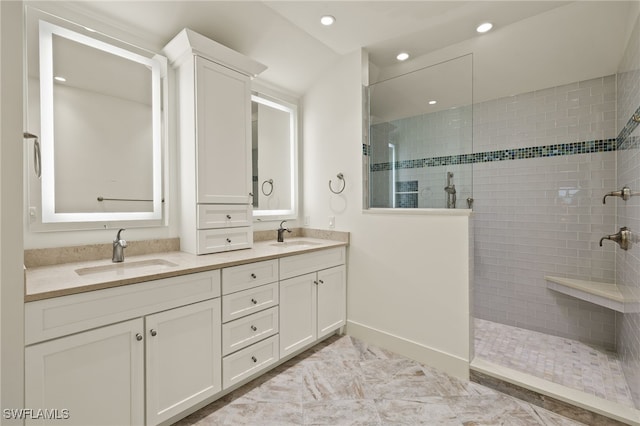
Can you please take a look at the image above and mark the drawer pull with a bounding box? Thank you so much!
[313,280,318,285]
[251,356,257,363]
[150,329,157,337]
[226,214,232,219]
[251,298,258,305]
[226,238,232,243]
[251,325,257,331]
[136,333,143,341]
[250,273,257,279]
[319,280,324,284]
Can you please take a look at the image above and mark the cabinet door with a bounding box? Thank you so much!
[145,299,222,425]
[317,265,347,339]
[279,273,317,357]
[25,319,144,426]
[195,56,252,204]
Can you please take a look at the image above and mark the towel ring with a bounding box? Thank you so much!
[329,173,345,194]
[23,132,41,178]
[261,179,274,196]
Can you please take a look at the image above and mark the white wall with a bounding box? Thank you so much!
[1,1,25,421]
[303,50,471,379]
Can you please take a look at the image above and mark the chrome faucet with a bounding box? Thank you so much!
[112,228,128,262]
[277,220,291,243]
[599,226,634,251]
[444,172,456,209]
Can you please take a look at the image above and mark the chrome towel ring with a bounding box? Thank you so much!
[329,173,345,194]
[23,132,41,178]
[261,179,274,196]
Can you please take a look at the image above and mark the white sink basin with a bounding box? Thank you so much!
[75,259,179,276]
[269,240,322,248]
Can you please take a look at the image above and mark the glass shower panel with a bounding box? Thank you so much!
[366,54,473,209]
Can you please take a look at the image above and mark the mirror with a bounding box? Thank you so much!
[26,8,165,227]
[251,93,298,220]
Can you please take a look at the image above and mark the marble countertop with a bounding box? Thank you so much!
[25,237,347,302]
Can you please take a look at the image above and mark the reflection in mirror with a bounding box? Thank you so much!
[27,12,165,226]
[251,94,297,220]
[365,55,473,209]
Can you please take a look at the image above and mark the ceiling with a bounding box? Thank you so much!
[31,1,639,100]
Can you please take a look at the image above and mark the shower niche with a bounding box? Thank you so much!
[364,54,473,210]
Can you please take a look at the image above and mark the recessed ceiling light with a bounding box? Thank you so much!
[54,76,66,82]
[476,22,493,33]
[428,100,437,105]
[396,52,410,61]
[320,15,335,26]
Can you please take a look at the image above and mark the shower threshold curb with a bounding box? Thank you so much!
[470,358,639,426]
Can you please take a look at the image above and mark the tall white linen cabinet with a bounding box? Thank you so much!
[164,29,267,254]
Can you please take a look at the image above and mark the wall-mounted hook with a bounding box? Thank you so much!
[329,173,345,194]
[261,179,274,196]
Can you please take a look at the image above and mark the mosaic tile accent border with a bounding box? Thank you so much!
[363,104,638,170]
[367,139,617,172]
[617,105,640,149]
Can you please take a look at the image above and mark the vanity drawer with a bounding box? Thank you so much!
[197,204,252,229]
[222,306,278,356]
[222,335,279,389]
[197,227,253,254]
[222,282,278,323]
[25,270,221,345]
[222,260,278,295]
[280,247,346,280]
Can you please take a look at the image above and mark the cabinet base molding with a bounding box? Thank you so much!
[345,320,469,381]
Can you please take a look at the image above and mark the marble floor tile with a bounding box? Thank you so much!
[474,318,635,408]
[174,334,587,426]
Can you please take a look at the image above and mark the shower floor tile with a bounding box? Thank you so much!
[474,318,635,408]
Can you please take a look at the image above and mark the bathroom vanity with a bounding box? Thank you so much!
[24,238,347,426]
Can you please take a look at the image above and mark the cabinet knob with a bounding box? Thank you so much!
[135,333,143,341]
[226,238,231,243]
[313,280,318,285]
[150,329,157,337]
[249,193,254,197]
[251,298,258,305]
[251,356,257,363]
[319,280,324,284]
[250,273,257,279]
[251,325,257,331]
[226,214,231,219]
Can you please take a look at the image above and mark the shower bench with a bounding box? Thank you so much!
[545,275,639,313]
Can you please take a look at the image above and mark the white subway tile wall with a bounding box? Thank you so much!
[473,75,619,349]
[615,14,640,410]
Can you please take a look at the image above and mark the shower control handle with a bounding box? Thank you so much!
[602,186,640,204]
[599,227,634,251]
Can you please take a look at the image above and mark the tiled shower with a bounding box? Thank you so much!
[368,14,640,412]
[474,13,640,411]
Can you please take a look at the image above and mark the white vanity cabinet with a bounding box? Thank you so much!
[220,260,280,388]
[25,319,145,426]
[145,299,222,425]
[279,248,347,357]
[163,29,266,255]
[24,270,222,426]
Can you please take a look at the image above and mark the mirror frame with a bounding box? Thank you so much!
[251,92,298,221]
[38,20,163,223]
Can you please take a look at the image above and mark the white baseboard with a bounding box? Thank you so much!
[346,320,469,381]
